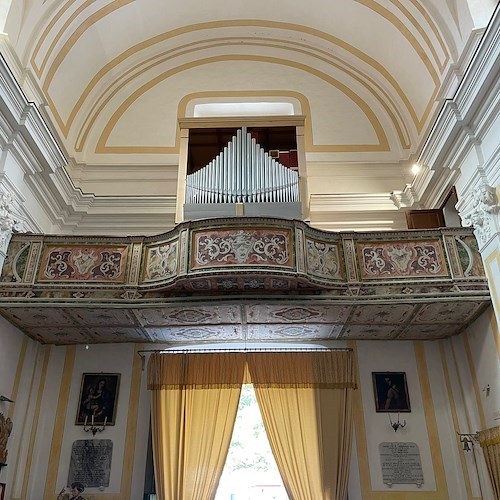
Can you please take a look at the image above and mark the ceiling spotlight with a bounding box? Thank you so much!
[411,163,421,175]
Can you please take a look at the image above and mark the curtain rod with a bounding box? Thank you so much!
[137,347,352,370]
[138,347,352,355]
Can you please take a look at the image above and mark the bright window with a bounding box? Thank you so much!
[215,384,289,500]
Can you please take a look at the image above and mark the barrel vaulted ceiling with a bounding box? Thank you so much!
[2,0,489,224]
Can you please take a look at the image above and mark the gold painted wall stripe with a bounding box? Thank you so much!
[21,346,51,499]
[488,307,500,358]
[40,20,424,135]
[462,334,487,430]
[119,344,143,499]
[439,340,474,499]
[10,344,42,500]
[414,342,449,498]
[43,346,76,500]
[347,340,372,498]
[95,54,389,153]
[485,250,500,355]
[74,37,410,152]
[8,336,29,420]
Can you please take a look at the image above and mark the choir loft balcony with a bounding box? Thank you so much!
[0,217,490,345]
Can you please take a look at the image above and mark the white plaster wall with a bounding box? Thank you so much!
[131,358,151,500]
[423,340,469,499]
[54,343,139,496]
[444,308,498,500]
[356,341,436,492]
[464,309,500,426]
[27,345,67,499]
[0,315,25,408]
[0,315,27,486]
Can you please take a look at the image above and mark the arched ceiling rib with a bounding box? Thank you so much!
[4,0,467,170]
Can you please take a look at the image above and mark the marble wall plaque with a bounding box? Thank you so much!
[68,439,113,488]
[379,442,424,487]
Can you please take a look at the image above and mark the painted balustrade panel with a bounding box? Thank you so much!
[0,219,487,297]
[357,239,449,279]
[38,245,129,282]
[191,228,293,270]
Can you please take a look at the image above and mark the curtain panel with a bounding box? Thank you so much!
[148,350,357,500]
[478,425,500,499]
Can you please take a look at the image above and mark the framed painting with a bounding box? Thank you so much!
[372,372,411,412]
[0,482,5,500]
[76,373,120,425]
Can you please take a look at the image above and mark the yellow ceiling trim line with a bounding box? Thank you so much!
[78,88,309,154]
[42,0,134,90]
[74,38,408,151]
[43,346,76,500]
[356,0,439,87]
[405,0,450,70]
[31,0,93,77]
[94,55,389,154]
[177,90,313,153]
[43,19,421,134]
[439,340,475,499]
[385,0,448,72]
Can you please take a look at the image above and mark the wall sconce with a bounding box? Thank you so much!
[389,412,406,432]
[457,432,478,452]
[83,415,107,436]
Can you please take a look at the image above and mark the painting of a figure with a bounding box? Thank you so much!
[76,373,120,425]
[372,372,411,412]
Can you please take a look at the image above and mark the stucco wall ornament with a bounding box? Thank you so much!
[460,184,499,248]
[0,191,23,256]
[0,412,13,464]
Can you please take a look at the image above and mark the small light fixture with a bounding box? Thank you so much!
[389,412,406,432]
[85,344,89,350]
[457,432,478,451]
[83,414,107,436]
[411,163,421,175]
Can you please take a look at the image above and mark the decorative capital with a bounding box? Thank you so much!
[459,184,499,248]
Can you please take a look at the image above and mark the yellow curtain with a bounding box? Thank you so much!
[247,351,357,500]
[148,352,246,500]
[478,425,500,499]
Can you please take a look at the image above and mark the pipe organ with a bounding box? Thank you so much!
[185,127,300,211]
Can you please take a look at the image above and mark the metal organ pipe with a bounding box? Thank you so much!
[185,127,300,205]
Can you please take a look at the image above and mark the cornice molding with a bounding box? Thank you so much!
[0,50,177,234]
[417,7,499,173]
